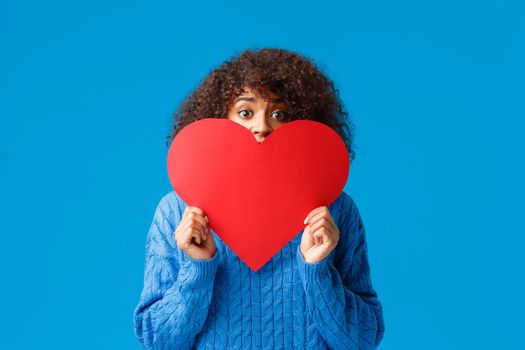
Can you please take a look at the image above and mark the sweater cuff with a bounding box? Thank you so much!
[296,247,331,287]
[181,250,221,286]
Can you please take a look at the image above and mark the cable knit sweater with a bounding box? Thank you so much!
[133,190,385,349]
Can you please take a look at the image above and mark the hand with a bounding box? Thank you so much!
[299,206,340,264]
[174,206,217,260]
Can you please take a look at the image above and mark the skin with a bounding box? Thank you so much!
[175,86,340,263]
[300,205,340,264]
[226,86,291,144]
[174,206,216,260]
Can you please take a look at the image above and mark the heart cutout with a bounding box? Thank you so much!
[167,118,350,271]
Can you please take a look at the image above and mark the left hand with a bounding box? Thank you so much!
[299,206,340,264]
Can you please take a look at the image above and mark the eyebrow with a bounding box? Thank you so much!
[234,96,284,104]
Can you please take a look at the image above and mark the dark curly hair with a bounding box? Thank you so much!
[166,47,356,160]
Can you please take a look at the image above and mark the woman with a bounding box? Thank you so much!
[133,48,385,349]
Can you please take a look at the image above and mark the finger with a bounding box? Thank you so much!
[304,225,311,237]
[194,212,208,226]
[194,212,210,239]
[306,210,337,237]
[181,206,193,225]
[316,226,338,247]
[311,226,321,245]
[181,207,209,232]
[174,219,193,242]
[309,216,337,236]
[313,230,324,245]
[201,227,210,243]
[180,225,205,248]
[302,225,314,245]
[315,227,333,245]
[303,206,328,225]
[308,225,317,245]
[191,222,207,242]
[193,231,201,245]
[311,223,334,243]
[177,220,204,243]
[185,206,209,223]
[185,212,208,240]
[186,230,206,248]
[308,207,335,226]
[179,226,195,249]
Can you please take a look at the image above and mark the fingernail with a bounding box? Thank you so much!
[205,216,209,223]
[304,216,308,224]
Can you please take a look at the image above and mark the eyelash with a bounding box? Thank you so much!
[238,109,290,121]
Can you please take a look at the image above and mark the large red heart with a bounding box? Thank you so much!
[167,118,350,272]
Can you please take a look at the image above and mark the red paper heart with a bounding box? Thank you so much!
[167,118,350,272]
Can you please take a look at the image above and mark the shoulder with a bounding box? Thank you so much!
[153,190,186,229]
[328,190,359,227]
[329,191,366,266]
[146,190,187,255]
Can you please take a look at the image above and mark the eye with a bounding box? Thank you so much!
[238,109,253,119]
[271,110,292,122]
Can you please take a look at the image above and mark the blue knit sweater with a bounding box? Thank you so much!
[133,190,385,349]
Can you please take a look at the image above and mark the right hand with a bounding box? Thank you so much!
[174,206,217,260]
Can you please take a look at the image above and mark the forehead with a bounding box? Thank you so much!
[237,86,279,100]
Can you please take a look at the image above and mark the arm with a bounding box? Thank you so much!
[296,195,385,349]
[133,193,221,350]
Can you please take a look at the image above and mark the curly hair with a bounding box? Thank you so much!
[166,47,356,160]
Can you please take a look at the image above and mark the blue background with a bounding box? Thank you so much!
[1,1,523,349]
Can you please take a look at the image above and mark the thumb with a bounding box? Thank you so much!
[301,225,313,245]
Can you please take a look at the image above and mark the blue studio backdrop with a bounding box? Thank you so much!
[1,1,524,349]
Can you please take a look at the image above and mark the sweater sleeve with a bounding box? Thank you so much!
[133,193,221,350]
[296,196,385,350]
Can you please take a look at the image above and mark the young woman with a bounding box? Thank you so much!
[133,48,385,350]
